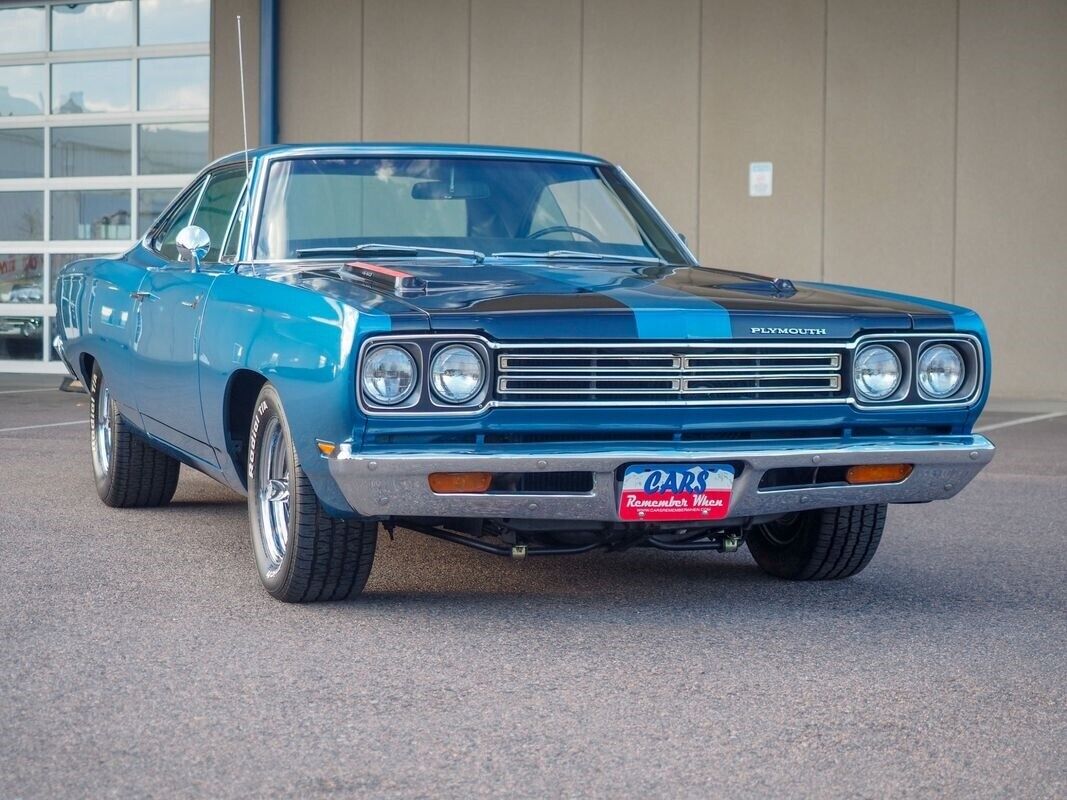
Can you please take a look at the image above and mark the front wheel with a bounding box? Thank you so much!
[747,504,886,580]
[247,384,377,602]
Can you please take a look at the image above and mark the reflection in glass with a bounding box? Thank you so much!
[51,125,131,177]
[0,192,44,240]
[52,60,131,114]
[139,56,209,111]
[52,1,133,50]
[0,64,46,116]
[139,122,207,175]
[138,188,180,235]
[0,254,44,304]
[52,190,131,240]
[50,253,99,303]
[139,0,210,45]
[0,129,44,178]
[0,317,43,360]
[0,6,46,54]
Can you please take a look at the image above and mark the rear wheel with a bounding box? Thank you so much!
[247,383,377,602]
[89,363,180,508]
[747,504,886,580]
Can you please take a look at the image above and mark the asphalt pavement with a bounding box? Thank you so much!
[1,374,1064,799]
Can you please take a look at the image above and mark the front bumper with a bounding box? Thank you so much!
[326,435,995,522]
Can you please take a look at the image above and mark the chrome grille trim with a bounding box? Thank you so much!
[495,345,847,405]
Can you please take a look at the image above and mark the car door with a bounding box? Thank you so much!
[133,167,248,465]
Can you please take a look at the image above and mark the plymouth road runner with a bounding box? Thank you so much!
[54,144,994,602]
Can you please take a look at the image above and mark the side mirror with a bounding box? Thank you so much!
[175,225,210,271]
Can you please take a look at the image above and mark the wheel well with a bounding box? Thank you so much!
[79,353,96,386]
[225,369,268,488]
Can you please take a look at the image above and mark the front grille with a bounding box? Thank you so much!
[494,345,847,405]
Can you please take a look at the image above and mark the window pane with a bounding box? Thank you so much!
[138,188,180,236]
[139,0,209,45]
[0,64,46,116]
[0,192,44,240]
[0,317,43,360]
[139,56,208,111]
[52,1,133,50]
[193,171,246,263]
[52,190,131,240]
[0,7,46,54]
[0,129,44,178]
[155,179,204,260]
[51,125,131,177]
[52,60,131,114]
[0,255,44,304]
[139,123,208,175]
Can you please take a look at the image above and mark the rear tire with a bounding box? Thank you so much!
[247,383,377,602]
[747,504,886,580]
[89,363,180,508]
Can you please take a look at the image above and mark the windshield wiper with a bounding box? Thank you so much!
[294,243,484,262]
[489,250,666,265]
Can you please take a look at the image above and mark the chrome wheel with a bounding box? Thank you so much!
[94,383,113,476]
[255,416,291,577]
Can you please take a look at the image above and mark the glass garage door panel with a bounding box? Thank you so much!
[52,191,132,241]
[0,317,44,360]
[0,0,210,371]
[0,129,44,179]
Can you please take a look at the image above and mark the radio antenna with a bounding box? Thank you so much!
[236,15,250,174]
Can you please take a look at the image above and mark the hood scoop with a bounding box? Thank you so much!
[342,261,426,296]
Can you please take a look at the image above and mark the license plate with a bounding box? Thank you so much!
[618,463,734,522]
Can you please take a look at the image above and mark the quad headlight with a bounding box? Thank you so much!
[854,344,902,401]
[430,344,485,404]
[917,343,965,399]
[361,345,417,406]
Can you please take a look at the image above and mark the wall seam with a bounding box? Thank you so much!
[695,0,703,258]
[578,0,584,150]
[819,0,829,281]
[951,0,961,303]
[467,0,472,142]
[359,0,366,140]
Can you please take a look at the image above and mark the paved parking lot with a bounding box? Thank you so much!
[1,374,1064,798]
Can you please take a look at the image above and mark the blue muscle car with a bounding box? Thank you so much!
[54,144,994,602]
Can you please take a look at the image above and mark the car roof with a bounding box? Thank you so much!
[209,142,611,169]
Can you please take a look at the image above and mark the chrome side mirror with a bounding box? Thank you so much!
[175,225,211,271]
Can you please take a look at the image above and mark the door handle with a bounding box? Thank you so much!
[130,291,156,302]
[180,294,203,309]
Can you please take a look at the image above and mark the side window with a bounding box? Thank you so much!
[153,178,206,261]
[191,170,247,263]
[220,192,247,263]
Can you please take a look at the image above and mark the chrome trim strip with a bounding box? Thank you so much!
[326,436,995,521]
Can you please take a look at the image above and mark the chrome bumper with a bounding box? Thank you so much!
[326,436,995,522]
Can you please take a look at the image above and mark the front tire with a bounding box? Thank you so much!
[747,504,886,580]
[247,384,377,602]
[89,363,180,508]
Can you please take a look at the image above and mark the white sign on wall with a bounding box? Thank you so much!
[749,162,773,197]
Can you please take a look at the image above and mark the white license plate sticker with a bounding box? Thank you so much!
[618,463,734,522]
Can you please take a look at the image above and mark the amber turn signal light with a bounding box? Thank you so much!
[316,440,337,456]
[845,464,913,485]
[428,472,492,493]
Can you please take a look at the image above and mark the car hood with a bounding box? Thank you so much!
[292,259,962,341]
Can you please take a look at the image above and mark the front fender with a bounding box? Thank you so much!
[198,272,399,514]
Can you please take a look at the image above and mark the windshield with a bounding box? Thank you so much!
[253,156,689,264]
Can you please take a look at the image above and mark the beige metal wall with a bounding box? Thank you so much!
[211,0,1067,400]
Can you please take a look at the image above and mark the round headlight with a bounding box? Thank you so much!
[917,344,964,399]
[430,345,485,404]
[361,345,417,406]
[854,345,902,401]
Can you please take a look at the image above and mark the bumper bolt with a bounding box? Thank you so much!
[969,451,979,460]
[536,460,547,470]
[812,455,821,464]
[368,461,378,471]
